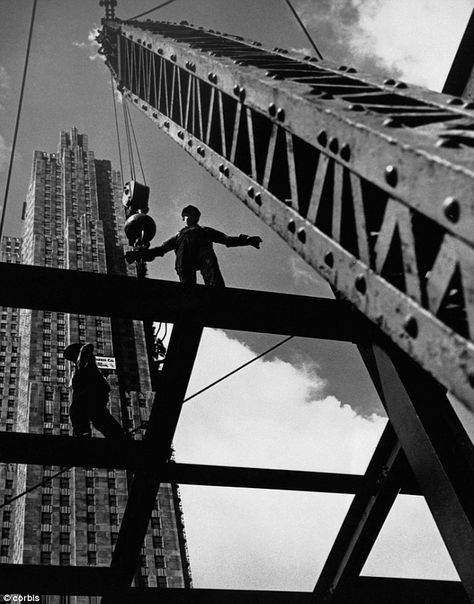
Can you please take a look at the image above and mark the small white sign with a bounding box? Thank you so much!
[96,356,116,369]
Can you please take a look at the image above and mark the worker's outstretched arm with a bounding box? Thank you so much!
[206,227,262,249]
[225,234,262,249]
[125,236,177,264]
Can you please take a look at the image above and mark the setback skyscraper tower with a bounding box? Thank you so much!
[0,128,191,602]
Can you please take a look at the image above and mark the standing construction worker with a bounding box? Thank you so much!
[64,342,126,439]
[125,205,262,286]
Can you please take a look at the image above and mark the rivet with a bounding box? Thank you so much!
[197,146,205,157]
[309,57,318,62]
[152,112,158,119]
[324,251,334,268]
[224,167,230,177]
[339,65,347,71]
[208,72,214,82]
[239,87,246,102]
[349,104,364,111]
[317,130,328,147]
[340,144,351,161]
[346,67,357,73]
[142,104,148,110]
[383,118,402,128]
[383,79,396,86]
[187,140,193,147]
[233,85,240,96]
[157,48,163,55]
[164,121,170,128]
[447,97,463,105]
[355,275,367,295]
[170,54,177,62]
[443,196,460,223]
[384,165,398,187]
[297,228,306,243]
[288,220,296,234]
[255,192,262,206]
[395,81,407,89]
[177,131,184,139]
[403,315,418,338]
[268,103,277,117]
[218,163,224,173]
[276,108,285,121]
[329,137,339,153]
[247,186,255,198]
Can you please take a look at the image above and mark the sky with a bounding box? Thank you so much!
[0,0,473,592]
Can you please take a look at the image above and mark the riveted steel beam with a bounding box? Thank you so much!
[361,340,474,602]
[99,20,474,411]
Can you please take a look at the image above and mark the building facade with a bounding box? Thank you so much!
[0,128,191,601]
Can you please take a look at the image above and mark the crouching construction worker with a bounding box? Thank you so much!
[64,342,127,439]
[125,205,262,286]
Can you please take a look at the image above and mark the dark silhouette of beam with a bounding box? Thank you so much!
[0,261,357,341]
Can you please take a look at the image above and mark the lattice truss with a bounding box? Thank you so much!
[98,18,474,411]
[0,14,473,604]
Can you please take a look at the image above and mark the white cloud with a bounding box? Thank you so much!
[72,27,103,62]
[351,0,474,90]
[173,329,457,589]
[295,0,473,90]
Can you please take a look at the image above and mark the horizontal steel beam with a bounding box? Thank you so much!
[0,261,356,341]
[347,576,468,604]
[0,564,465,602]
[0,432,419,494]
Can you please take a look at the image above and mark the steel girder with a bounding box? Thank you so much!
[1,564,465,603]
[0,431,420,494]
[0,261,356,340]
[0,261,468,601]
[98,18,474,411]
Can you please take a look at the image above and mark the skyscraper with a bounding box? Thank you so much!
[0,128,191,601]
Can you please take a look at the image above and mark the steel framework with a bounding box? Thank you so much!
[1,9,474,604]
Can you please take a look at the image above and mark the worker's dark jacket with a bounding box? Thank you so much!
[150,225,248,273]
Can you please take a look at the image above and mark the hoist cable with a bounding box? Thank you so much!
[110,73,124,179]
[126,103,147,185]
[122,99,136,180]
[0,0,38,240]
[283,0,324,60]
[0,334,294,508]
[126,0,179,22]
